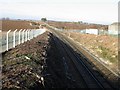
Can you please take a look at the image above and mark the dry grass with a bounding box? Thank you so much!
[47,21,108,30]
[62,32,118,72]
[1,20,39,31]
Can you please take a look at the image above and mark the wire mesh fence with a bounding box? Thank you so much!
[1,28,46,53]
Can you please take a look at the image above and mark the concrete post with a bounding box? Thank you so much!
[19,29,22,44]
[31,30,33,39]
[13,29,17,48]
[6,30,11,51]
[30,30,32,39]
[28,30,30,40]
[25,30,28,41]
[22,29,26,43]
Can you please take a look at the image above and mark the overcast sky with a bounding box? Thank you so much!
[0,0,119,24]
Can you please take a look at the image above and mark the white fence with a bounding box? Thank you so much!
[0,28,46,53]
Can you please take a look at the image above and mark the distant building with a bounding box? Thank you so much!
[80,29,105,35]
[85,29,99,35]
[108,22,120,35]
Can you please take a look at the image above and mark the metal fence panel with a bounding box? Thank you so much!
[1,29,46,53]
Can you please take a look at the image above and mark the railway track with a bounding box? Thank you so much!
[49,29,118,89]
[50,33,87,88]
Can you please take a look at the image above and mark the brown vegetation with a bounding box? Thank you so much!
[46,21,108,30]
[61,32,118,72]
[1,20,39,31]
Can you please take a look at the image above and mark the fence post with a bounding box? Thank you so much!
[30,30,32,39]
[28,30,30,40]
[13,29,17,48]
[31,30,33,39]
[19,29,22,44]
[6,30,11,51]
[22,29,26,43]
[25,29,28,41]
[31,29,34,39]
